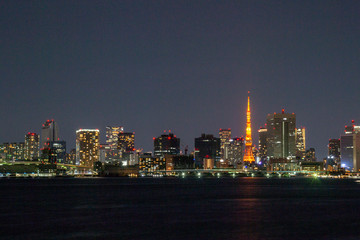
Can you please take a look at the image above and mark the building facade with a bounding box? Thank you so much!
[154,133,180,157]
[76,129,100,168]
[295,127,306,160]
[266,110,296,159]
[24,133,40,160]
[41,120,59,149]
[139,154,165,176]
[340,122,360,171]
[258,127,268,161]
[106,126,124,148]
[118,132,135,153]
[228,137,244,167]
[219,129,231,163]
[194,134,220,168]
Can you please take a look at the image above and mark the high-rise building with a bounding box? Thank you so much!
[340,135,354,170]
[106,126,124,148]
[340,121,360,171]
[41,120,59,148]
[266,109,296,159]
[104,126,124,162]
[228,137,244,166]
[328,139,340,167]
[194,134,220,168]
[24,133,40,160]
[76,129,100,168]
[219,129,231,162]
[258,127,268,160]
[154,133,180,157]
[243,94,255,163]
[118,132,135,153]
[295,127,306,160]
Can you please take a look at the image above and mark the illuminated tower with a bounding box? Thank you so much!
[243,94,255,163]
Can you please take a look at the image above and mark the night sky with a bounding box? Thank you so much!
[1,1,360,158]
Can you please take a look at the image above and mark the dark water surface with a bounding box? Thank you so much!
[1,177,360,240]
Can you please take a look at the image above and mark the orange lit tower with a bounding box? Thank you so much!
[243,93,255,163]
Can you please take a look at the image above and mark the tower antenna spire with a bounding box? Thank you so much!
[243,91,255,163]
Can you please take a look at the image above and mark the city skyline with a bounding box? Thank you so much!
[1,1,360,158]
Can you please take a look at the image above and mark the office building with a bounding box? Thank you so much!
[266,109,296,159]
[154,133,180,157]
[118,132,135,153]
[76,129,100,168]
[219,129,231,162]
[258,127,268,160]
[327,139,340,167]
[295,127,306,160]
[228,137,244,167]
[340,121,360,171]
[41,119,59,148]
[106,126,124,148]
[24,132,40,160]
[194,134,220,168]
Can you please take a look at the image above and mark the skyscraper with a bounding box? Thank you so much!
[41,120,59,148]
[258,127,268,160]
[328,139,340,164]
[24,132,40,160]
[295,127,306,160]
[118,132,135,153]
[228,137,244,167]
[154,133,180,157]
[340,121,360,171]
[76,129,100,167]
[106,126,124,148]
[219,128,231,162]
[243,94,255,163]
[266,109,296,159]
[194,134,220,168]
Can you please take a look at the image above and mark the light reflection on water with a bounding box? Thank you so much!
[0,178,359,240]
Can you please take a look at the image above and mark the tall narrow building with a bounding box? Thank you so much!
[340,121,360,171]
[24,133,40,160]
[229,137,244,166]
[243,94,255,163]
[266,109,296,159]
[219,129,231,162]
[295,127,306,160]
[41,120,59,148]
[258,127,268,161]
[76,129,100,167]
